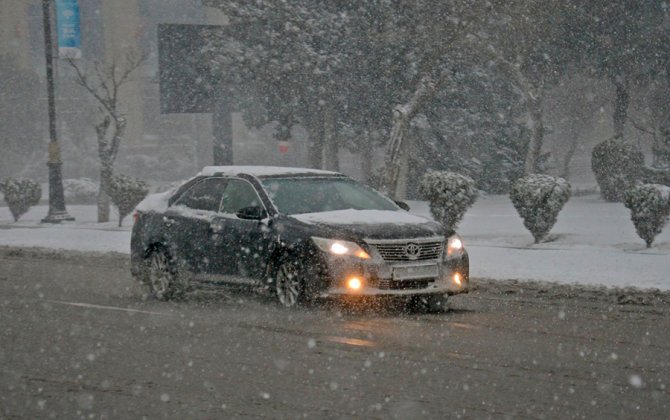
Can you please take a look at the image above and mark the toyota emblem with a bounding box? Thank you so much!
[404,243,420,259]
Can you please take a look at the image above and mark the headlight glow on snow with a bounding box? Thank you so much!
[312,237,370,259]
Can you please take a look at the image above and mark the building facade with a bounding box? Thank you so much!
[0,0,309,183]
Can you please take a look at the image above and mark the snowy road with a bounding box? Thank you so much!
[1,249,668,418]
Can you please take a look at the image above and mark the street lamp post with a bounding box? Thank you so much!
[41,0,74,223]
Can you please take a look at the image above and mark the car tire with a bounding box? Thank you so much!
[408,294,449,313]
[425,294,449,313]
[274,259,308,308]
[147,248,187,301]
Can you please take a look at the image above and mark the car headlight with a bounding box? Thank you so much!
[312,237,370,259]
[447,234,464,257]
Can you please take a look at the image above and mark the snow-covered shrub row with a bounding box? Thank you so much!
[510,174,571,244]
[108,174,149,227]
[0,178,42,222]
[624,184,670,248]
[63,178,98,204]
[592,139,644,202]
[418,170,477,230]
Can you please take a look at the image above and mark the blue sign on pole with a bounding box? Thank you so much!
[56,0,81,58]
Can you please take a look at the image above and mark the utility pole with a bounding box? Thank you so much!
[41,0,74,223]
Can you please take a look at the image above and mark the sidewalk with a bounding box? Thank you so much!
[0,205,131,254]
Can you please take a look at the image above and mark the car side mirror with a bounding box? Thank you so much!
[236,205,267,220]
[394,200,410,211]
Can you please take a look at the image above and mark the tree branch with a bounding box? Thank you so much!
[93,60,113,110]
[117,51,147,87]
[65,57,114,115]
[628,116,655,136]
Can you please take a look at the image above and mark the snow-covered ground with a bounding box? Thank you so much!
[0,205,131,254]
[1,195,668,290]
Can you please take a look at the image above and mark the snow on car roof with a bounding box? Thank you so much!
[200,166,340,178]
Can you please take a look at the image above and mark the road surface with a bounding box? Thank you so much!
[1,247,669,419]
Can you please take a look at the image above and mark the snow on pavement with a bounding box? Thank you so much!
[0,205,130,254]
[1,195,669,290]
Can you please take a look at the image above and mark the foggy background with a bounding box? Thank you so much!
[1,0,667,194]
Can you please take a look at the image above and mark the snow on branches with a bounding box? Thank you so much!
[418,171,477,230]
[591,139,644,202]
[510,174,571,244]
[0,178,41,222]
[624,184,670,248]
[108,174,149,227]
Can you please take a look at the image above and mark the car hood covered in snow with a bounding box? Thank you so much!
[291,209,446,240]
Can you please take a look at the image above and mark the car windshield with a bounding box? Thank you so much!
[261,177,398,215]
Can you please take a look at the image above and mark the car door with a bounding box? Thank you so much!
[206,178,275,281]
[165,177,228,274]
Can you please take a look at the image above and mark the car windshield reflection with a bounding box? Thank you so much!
[261,177,399,215]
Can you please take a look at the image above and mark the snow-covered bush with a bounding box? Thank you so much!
[510,174,571,243]
[623,184,670,248]
[418,171,477,230]
[108,174,149,227]
[0,178,42,222]
[63,178,98,204]
[592,139,644,202]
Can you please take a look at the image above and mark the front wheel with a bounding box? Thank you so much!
[407,294,449,313]
[274,259,307,308]
[147,249,187,300]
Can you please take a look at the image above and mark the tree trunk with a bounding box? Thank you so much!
[612,76,629,140]
[307,112,325,169]
[360,135,374,184]
[381,106,410,195]
[323,140,339,171]
[523,92,544,175]
[212,96,234,165]
[381,74,438,198]
[97,163,112,223]
[394,134,412,199]
[322,106,339,171]
[560,121,580,180]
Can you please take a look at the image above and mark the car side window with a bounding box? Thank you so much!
[220,179,263,215]
[174,178,227,212]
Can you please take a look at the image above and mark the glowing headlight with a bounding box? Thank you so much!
[447,234,464,256]
[312,237,370,259]
[347,277,363,290]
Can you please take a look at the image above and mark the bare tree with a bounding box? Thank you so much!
[629,79,670,169]
[65,50,146,222]
[380,3,476,199]
[544,72,609,180]
[382,73,441,198]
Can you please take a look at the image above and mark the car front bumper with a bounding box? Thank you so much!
[316,251,470,298]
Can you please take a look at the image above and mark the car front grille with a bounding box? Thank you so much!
[377,279,432,290]
[366,238,444,262]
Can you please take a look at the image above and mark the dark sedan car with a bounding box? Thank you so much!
[131,166,469,310]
